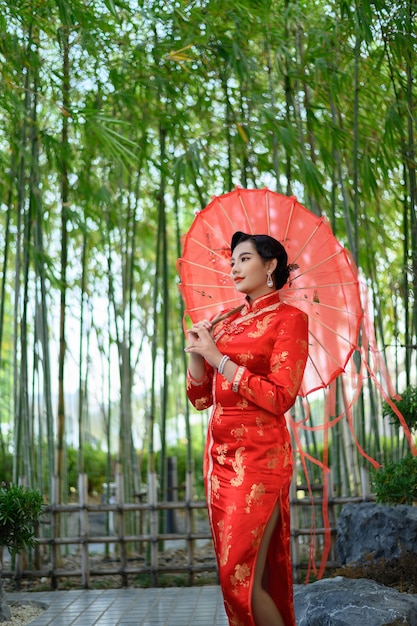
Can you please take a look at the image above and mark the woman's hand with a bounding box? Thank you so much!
[185,320,222,369]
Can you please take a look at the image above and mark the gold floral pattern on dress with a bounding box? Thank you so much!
[247,313,276,338]
[230,447,246,487]
[239,377,254,398]
[266,447,279,469]
[231,424,247,441]
[251,523,265,548]
[224,601,245,626]
[230,562,251,596]
[216,443,228,465]
[288,359,307,397]
[236,398,249,410]
[266,389,277,407]
[227,323,246,336]
[194,396,210,410]
[217,323,246,346]
[217,518,232,566]
[255,416,273,436]
[271,350,289,372]
[211,474,220,500]
[226,502,237,515]
[221,378,231,391]
[297,334,308,353]
[245,482,266,513]
[266,442,291,470]
[235,352,253,365]
[212,402,223,424]
[282,441,291,466]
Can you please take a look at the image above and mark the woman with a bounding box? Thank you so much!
[185,231,308,626]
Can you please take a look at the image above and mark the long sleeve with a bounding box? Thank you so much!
[220,306,308,416]
[186,363,214,410]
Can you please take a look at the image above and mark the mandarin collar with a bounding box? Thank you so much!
[241,290,281,316]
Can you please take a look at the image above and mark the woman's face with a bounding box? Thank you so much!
[230,240,276,300]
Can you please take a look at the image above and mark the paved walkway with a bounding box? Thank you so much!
[8,586,229,625]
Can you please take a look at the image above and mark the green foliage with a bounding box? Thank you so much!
[165,443,205,499]
[371,455,417,505]
[84,445,114,494]
[66,440,204,499]
[0,449,13,484]
[0,484,44,555]
[67,444,111,495]
[382,386,417,432]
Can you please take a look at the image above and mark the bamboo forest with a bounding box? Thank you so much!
[0,0,417,591]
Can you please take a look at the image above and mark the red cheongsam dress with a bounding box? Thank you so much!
[186,291,308,626]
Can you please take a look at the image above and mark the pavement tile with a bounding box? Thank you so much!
[7,586,228,625]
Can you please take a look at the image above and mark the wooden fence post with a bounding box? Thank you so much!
[148,471,158,586]
[185,470,194,585]
[50,475,59,589]
[116,472,127,586]
[79,473,90,588]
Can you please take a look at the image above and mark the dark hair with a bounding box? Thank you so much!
[231,231,290,290]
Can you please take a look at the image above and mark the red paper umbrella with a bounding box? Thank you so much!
[177,187,363,396]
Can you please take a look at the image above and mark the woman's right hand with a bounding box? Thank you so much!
[185,319,224,366]
[186,319,211,346]
[185,320,216,358]
[185,320,214,380]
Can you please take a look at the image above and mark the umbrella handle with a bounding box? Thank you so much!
[211,304,245,327]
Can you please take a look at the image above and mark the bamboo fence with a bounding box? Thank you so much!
[0,471,375,589]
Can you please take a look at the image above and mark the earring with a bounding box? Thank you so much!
[267,273,273,287]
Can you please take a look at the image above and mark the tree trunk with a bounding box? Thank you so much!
[405,0,417,375]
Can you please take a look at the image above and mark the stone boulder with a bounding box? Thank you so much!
[294,577,417,626]
[336,502,417,564]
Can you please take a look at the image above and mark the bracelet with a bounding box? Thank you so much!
[217,354,230,375]
[232,366,245,393]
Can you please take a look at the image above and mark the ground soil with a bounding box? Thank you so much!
[331,551,417,594]
[2,544,218,594]
[6,602,45,625]
[3,548,417,595]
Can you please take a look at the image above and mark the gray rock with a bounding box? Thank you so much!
[294,576,417,626]
[0,577,11,621]
[336,502,417,564]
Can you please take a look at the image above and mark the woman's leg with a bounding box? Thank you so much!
[251,503,285,626]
